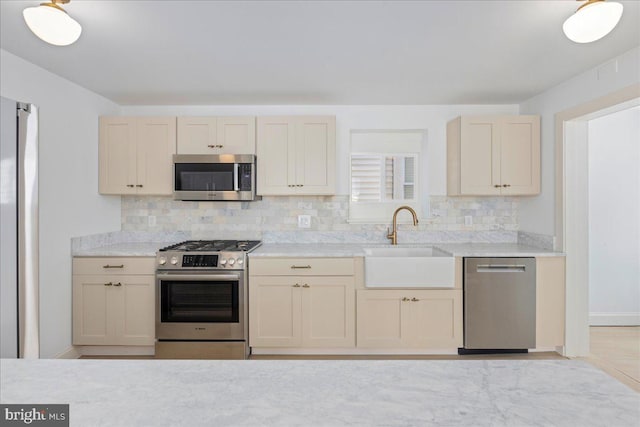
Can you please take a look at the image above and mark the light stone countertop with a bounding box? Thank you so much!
[0,359,637,427]
[249,242,564,258]
[72,242,166,257]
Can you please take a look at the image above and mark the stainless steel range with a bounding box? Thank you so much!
[155,240,261,359]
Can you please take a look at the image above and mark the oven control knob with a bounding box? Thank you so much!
[220,259,227,265]
[158,257,167,265]
[237,259,244,265]
[170,257,178,265]
[228,258,236,266]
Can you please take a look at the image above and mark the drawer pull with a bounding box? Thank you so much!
[113,282,122,287]
[302,284,310,288]
[292,284,301,288]
[402,297,410,301]
[290,265,311,269]
[103,264,124,269]
[104,282,113,286]
[411,297,420,302]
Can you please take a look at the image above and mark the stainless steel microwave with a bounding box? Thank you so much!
[173,154,257,201]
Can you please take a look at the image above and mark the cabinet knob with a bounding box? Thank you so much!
[411,297,420,302]
[302,284,310,288]
[113,282,122,287]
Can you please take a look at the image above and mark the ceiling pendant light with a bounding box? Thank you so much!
[23,0,82,46]
[563,0,623,43]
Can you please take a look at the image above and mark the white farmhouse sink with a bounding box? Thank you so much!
[363,247,455,288]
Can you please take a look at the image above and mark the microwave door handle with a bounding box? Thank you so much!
[234,163,240,191]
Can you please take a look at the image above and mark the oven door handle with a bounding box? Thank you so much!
[157,273,241,281]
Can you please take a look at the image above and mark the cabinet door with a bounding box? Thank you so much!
[301,276,355,347]
[217,117,256,154]
[249,276,302,347]
[404,290,463,349]
[500,116,540,195]
[112,276,155,345]
[136,117,176,195]
[99,117,137,195]
[73,275,113,345]
[536,257,565,348]
[295,116,336,195]
[460,117,501,195]
[256,117,296,195]
[356,290,404,348]
[177,117,217,154]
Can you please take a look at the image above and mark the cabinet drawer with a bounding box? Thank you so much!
[73,257,155,276]
[250,258,354,276]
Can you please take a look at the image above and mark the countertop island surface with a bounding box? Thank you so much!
[73,241,564,258]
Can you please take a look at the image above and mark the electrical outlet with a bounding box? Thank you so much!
[148,215,156,227]
[464,216,473,227]
[298,215,311,229]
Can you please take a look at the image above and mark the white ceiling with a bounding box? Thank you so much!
[1,0,639,105]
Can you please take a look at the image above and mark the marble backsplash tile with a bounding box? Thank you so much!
[120,195,519,243]
[517,231,555,250]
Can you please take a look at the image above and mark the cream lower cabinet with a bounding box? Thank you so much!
[72,257,155,346]
[536,256,566,348]
[357,290,463,349]
[249,257,355,348]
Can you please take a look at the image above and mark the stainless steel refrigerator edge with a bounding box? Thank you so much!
[0,97,40,358]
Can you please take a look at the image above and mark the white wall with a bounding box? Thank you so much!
[519,47,640,237]
[121,104,518,196]
[0,49,122,358]
[588,106,640,325]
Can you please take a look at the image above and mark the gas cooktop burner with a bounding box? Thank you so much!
[159,240,261,253]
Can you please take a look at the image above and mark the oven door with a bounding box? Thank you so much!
[156,271,245,340]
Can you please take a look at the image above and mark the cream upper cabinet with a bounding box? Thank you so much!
[99,117,176,195]
[447,115,540,196]
[72,257,155,346]
[249,257,355,348]
[257,116,336,195]
[177,116,255,154]
[357,289,463,349]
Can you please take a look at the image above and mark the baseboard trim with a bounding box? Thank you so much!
[55,347,81,359]
[251,347,459,355]
[589,312,640,326]
[77,346,155,356]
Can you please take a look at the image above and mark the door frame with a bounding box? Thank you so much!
[555,83,640,356]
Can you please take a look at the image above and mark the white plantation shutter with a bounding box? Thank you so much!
[351,156,382,202]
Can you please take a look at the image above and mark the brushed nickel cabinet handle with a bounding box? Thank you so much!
[411,297,420,302]
[292,284,301,288]
[103,264,124,269]
[113,282,122,287]
[104,282,113,286]
[302,284,310,288]
[290,265,311,269]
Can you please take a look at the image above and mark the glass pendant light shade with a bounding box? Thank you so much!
[563,0,623,44]
[23,2,82,46]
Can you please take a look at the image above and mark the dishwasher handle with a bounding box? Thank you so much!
[476,265,527,273]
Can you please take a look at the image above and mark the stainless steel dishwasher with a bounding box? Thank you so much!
[461,257,536,353]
